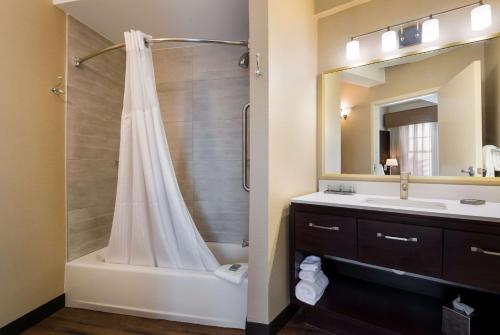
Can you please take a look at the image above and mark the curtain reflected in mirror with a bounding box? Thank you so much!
[388,122,438,177]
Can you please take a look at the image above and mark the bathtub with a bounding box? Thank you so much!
[65,242,248,329]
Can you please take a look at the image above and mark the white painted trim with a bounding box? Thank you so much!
[315,0,373,20]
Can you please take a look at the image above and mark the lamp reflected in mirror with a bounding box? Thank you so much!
[385,158,399,175]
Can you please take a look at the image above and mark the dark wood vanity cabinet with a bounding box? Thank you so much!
[295,212,356,259]
[289,203,500,335]
[444,230,500,293]
[358,219,442,277]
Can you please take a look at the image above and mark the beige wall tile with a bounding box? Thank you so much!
[193,44,248,80]
[155,45,249,243]
[164,121,193,163]
[154,47,193,84]
[193,77,249,121]
[67,29,250,257]
[157,81,193,122]
[67,17,124,260]
[67,159,118,210]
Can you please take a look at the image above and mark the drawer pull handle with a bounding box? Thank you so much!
[308,223,340,231]
[471,246,500,257]
[377,233,418,243]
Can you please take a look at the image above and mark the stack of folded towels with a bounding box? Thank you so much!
[295,255,329,306]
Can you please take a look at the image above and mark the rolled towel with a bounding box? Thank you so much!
[493,150,500,171]
[300,255,321,272]
[483,145,499,177]
[295,272,329,306]
[214,263,248,285]
[299,269,323,283]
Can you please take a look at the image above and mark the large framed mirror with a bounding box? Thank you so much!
[320,35,500,185]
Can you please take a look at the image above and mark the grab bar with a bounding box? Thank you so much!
[242,103,250,192]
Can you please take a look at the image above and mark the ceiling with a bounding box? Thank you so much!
[342,47,456,88]
[54,0,249,44]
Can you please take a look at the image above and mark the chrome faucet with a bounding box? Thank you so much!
[461,166,475,177]
[400,172,410,200]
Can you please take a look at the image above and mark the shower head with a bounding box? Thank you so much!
[238,51,249,69]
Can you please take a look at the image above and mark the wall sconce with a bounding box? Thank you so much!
[381,28,398,52]
[344,2,493,59]
[471,2,492,31]
[346,39,360,60]
[422,15,440,42]
[340,107,351,120]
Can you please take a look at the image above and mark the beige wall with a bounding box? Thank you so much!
[318,0,500,72]
[315,0,353,13]
[248,0,317,324]
[339,43,485,174]
[248,0,270,323]
[0,0,66,327]
[485,38,500,147]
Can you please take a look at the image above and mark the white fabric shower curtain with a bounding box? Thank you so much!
[106,30,219,271]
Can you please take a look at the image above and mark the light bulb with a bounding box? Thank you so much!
[471,4,492,31]
[422,17,440,43]
[346,40,360,60]
[381,30,398,52]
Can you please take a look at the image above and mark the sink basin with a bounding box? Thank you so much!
[364,197,448,210]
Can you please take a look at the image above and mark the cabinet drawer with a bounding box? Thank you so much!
[295,212,356,259]
[444,230,500,292]
[358,220,442,277]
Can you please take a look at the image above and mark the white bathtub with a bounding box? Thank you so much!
[65,242,248,329]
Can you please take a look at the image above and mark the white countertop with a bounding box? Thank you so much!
[291,192,500,223]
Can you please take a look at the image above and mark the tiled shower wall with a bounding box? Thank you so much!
[66,17,124,260]
[67,18,249,260]
[153,45,250,243]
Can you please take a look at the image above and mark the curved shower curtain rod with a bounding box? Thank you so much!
[74,37,249,67]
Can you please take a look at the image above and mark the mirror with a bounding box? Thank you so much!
[321,37,500,180]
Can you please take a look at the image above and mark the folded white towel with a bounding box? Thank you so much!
[299,269,322,283]
[300,255,321,272]
[494,151,500,171]
[295,272,329,306]
[376,163,386,176]
[214,263,248,285]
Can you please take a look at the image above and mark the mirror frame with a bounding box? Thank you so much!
[319,32,500,186]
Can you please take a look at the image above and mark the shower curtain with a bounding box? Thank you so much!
[106,30,219,271]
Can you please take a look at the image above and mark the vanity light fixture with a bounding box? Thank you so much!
[422,15,440,43]
[340,107,351,120]
[346,38,360,60]
[471,2,492,31]
[381,28,398,52]
[344,2,491,60]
